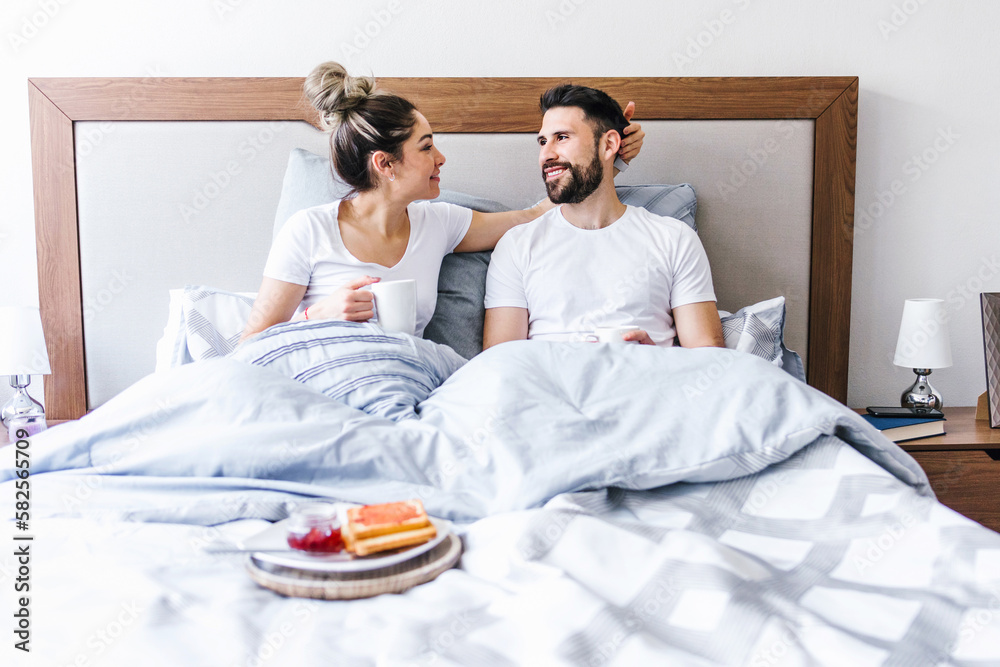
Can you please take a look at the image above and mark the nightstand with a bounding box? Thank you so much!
[878,407,1000,533]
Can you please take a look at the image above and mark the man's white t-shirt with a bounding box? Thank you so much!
[264,199,473,337]
[484,205,716,346]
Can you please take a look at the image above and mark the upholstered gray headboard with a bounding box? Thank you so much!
[75,119,813,406]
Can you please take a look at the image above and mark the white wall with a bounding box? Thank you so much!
[1,0,997,409]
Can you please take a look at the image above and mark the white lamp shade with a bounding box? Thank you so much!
[0,306,52,376]
[892,298,953,369]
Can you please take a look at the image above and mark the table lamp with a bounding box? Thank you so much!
[892,298,952,409]
[0,306,51,435]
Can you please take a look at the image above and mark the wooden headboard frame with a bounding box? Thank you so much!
[28,76,858,418]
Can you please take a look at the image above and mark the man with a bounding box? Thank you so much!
[483,84,725,350]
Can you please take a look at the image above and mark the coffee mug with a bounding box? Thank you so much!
[370,279,416,335]
[591,325,640,344]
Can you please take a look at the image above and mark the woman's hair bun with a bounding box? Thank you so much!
[304,61,377,130]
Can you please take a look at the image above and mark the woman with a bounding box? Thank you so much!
[240,62,644,341]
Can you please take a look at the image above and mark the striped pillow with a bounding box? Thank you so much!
[230,320,467,422]
[719,296,803,381]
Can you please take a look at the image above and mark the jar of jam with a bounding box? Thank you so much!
[286,502,344,554]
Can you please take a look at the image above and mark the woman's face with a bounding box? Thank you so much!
[391,112,446,201]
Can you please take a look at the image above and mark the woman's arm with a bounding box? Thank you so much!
[239,277,307,343]
[453,200,556,253]
[239,275,384,344]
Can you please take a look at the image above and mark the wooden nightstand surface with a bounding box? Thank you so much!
[853,407,999,451]
[896,407,1000,451]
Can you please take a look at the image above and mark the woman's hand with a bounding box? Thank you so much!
[310,275,381,322]
[619,101,645,164]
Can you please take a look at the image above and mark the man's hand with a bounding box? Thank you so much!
[619,101,645,164]
[621,329,655,345]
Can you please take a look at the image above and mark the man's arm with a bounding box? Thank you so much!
[673,301,726,348]
[483,307,529,350]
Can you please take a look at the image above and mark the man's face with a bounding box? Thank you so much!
[537,106,606,205]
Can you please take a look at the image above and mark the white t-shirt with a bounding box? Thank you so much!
[485,205,716,346]
[264,199,473,337]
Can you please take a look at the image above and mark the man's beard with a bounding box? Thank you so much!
[543,148,604,205]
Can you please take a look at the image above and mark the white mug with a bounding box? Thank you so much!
[370,279,416,335]
[591,325,640,344]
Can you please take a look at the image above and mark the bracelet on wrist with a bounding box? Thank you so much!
[304,306,311,320]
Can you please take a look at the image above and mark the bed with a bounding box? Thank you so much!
[7,76,1000,666]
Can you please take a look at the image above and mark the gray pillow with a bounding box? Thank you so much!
[616,183,698,231]
[424,191,510,359]
[272,147,353,241]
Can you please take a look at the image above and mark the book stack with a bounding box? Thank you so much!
[860,413,945,443]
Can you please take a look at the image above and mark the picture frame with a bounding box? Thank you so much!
[981,292,1000,428]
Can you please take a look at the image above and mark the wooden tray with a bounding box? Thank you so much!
[246,533,463,600]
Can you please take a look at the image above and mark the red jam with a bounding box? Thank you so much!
[354,502,420,526]
[286,502,344,554]
[287,526,343,553]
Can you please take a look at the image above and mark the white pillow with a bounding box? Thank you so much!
[154,286,256,372]
[156,287,805,382]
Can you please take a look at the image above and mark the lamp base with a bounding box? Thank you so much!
[900,368,943,410]
[1,375,47,436]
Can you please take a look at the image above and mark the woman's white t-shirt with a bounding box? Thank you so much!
[263,199,473,337]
